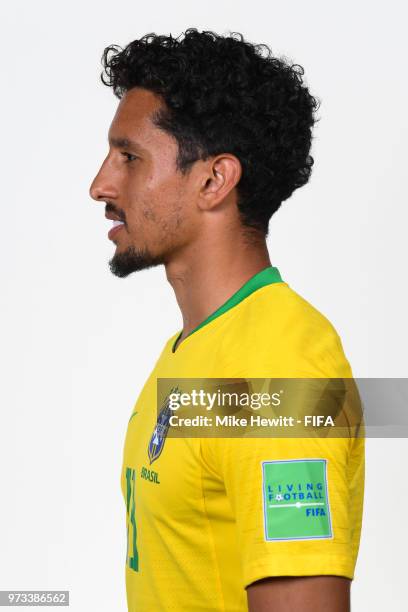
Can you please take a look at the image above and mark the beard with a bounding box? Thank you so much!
[109,246,165,277]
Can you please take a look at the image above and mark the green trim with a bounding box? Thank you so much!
[172,266,283,353]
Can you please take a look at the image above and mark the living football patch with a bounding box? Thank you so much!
[262,459,332,541]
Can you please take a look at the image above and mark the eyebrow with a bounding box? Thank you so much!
[108,136,145,151]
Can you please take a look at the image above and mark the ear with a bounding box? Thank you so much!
[198,154,242,211]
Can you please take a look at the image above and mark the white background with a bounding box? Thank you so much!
[0,1,407,610]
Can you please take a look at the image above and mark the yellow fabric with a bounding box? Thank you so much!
[121,281,365,611]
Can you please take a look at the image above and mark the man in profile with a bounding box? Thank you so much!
[90,29,364,612]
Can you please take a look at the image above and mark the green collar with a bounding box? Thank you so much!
[172,266,283,353]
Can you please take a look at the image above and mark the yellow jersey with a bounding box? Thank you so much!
[121,266,364,611]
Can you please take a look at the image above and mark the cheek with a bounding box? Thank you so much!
[126,171,192,242]
[124,192,166,245]
[122,179,157,228]
[143,180,187,225]
[141,201,157,222]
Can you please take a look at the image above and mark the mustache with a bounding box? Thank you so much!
[105,202,126,223]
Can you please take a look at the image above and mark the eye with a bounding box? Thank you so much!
[121,152,138,163]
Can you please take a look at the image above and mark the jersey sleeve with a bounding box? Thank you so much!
[201,284,364,587]
[207,434,364,588]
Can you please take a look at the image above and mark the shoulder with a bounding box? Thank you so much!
[219,282,352,378]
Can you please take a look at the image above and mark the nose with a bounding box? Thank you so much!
[89,158,118,203]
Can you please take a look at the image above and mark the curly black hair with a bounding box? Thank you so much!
[101,29,320,234]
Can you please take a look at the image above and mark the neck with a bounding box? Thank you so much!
[165,229,271,342]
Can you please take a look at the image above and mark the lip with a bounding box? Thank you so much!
[108,224,125,240]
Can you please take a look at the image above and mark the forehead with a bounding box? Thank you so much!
[108,87,166,144]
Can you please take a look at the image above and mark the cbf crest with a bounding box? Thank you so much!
[148,386,179,464]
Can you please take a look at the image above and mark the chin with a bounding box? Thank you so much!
[109,245,165,277]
